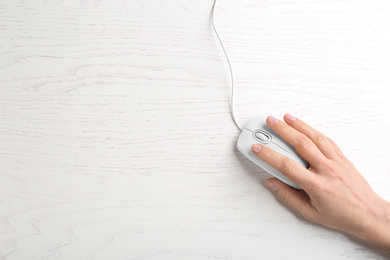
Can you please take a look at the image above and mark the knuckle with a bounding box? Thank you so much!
[304,178,322,194]
[280,157,295,173]
[296,135,311,148]
[279,191,291,205]
[327,137,335,145]
[326,163,337,176]
[344,158,355,168]
[315,133,327,143]
[324,161,342,178]
[310,177,325,191]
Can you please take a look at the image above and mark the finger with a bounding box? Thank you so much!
[327,137,346,159]
[283,113,337,160]
[266,115,328,169]
[252,143,316,189]
[266,178,318,220]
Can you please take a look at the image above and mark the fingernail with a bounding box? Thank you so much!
[252,144,262,153]
[267,116,278,125]
[266,180,278,191]
[285,113,296,122]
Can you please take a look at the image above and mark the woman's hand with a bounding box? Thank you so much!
[251,113,390,251]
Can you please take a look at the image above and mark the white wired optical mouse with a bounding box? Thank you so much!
[237,116,309,189]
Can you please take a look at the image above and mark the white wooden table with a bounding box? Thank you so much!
[1,0,390,259]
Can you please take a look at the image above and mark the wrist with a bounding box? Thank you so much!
[355,196,390,251]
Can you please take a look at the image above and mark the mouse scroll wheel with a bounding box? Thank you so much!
[254,131,271,143]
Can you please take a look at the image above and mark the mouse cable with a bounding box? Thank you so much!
[211,0,243,131]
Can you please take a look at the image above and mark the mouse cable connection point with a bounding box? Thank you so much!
[211,0,243,132]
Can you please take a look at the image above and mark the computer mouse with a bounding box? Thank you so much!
[237,116,309,189]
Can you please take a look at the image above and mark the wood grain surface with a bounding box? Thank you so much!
[1,0,390,259]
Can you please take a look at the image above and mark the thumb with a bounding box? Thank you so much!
[266,178,315,218]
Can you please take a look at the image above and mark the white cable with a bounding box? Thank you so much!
[211,0,243,131]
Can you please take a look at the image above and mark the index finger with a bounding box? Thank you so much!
[252,143,316,190]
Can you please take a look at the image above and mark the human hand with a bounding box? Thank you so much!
[251,113,390,251]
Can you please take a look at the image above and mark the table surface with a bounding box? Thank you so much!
[1,0,390,259]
